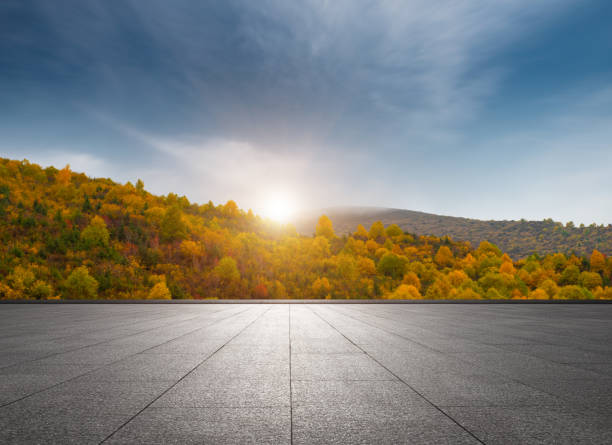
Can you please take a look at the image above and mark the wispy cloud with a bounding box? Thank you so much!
[2,0,610,223]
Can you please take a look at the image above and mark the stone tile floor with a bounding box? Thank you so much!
[1,303,611,444]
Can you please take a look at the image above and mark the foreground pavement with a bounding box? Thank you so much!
[1,304,611,444]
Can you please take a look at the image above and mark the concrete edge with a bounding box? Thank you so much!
[1,299,612,304]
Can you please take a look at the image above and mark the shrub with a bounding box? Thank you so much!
[147,281,171,300]
[388,284,421,299]
[64,266,98,299]
[557,285,593,300]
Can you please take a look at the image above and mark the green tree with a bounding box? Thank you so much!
[538,279,559,299]
[81,216,110,248]
[377,252,405,279]
[559,265,580,285]
[30,281,53,299]
[557,285,593,300]
[580,271,603,290]
[476,241,502,258]
[82,194,92,212]
[385,224,403,237]
[214,257,240,283]
[64,266,98,299]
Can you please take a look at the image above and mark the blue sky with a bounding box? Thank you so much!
[1,0,611,224]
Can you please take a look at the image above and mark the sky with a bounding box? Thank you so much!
[1,0,611,224]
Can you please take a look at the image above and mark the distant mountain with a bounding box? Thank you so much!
[295,207,612,259]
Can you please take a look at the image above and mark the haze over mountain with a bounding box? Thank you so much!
[295,207,612,259]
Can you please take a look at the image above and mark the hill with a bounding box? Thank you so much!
[0,157,610,301]
[295,207,612,259]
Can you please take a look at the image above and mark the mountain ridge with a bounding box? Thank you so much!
[294,206,612,259]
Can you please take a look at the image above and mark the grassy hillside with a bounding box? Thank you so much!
[1,158,611,300]
[295,207,612,259]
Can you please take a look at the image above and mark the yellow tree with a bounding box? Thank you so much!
[148,281,171,299]
[315,215,335,239]
[499,260,516,275]
[388,284,421,299]
[368,221,385,240]
[590,250,606,274]
[353,224,369,240]
[160,206,187,242]
[402,271,421,290]
[57,164,71,185]
[434,246,454,268]
[312,277,331,299]
[180,240,205,270]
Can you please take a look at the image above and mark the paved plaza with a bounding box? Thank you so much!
[1,303,611,444]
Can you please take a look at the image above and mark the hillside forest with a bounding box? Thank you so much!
[1,158,611,301]
[295,207,612,259]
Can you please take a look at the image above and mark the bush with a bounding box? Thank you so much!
[388,284,421,299]
[557,285,593,300]
[147,282,171,300]
[30,281,53,300]
[64,266,98,299]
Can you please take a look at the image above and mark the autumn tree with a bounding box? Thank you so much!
[353,224,369,240]
[402,271,421,290]
[161,206,187,242]
[2,156,612,302]
[434,246,454,268]
[425,276,452,299]
[148,281,171,299]
[368,221,385,240]
[538,279,559,299]
[559,265,580,285]
[590,250,606,274]
[214,257,240,283]
[253,282,269,299]
[315,215,335,239]
[180,240,205,270]
[388,284,421,299]
[499,260,516,275]
[81,216,110,248]
[385,224,403,238]
[312,277,331,299]
[377,252,405,279]
[64,266,98,299]
[57,164,71,185]
[580,271,603,290]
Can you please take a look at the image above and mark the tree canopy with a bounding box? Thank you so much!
[0,157,611,301]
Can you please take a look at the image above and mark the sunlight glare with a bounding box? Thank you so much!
[263,192,296,223]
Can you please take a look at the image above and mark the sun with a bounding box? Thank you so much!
[263,192,296,223]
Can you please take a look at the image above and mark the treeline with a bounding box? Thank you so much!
[0,157,611,300]
[295,207,612,259]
